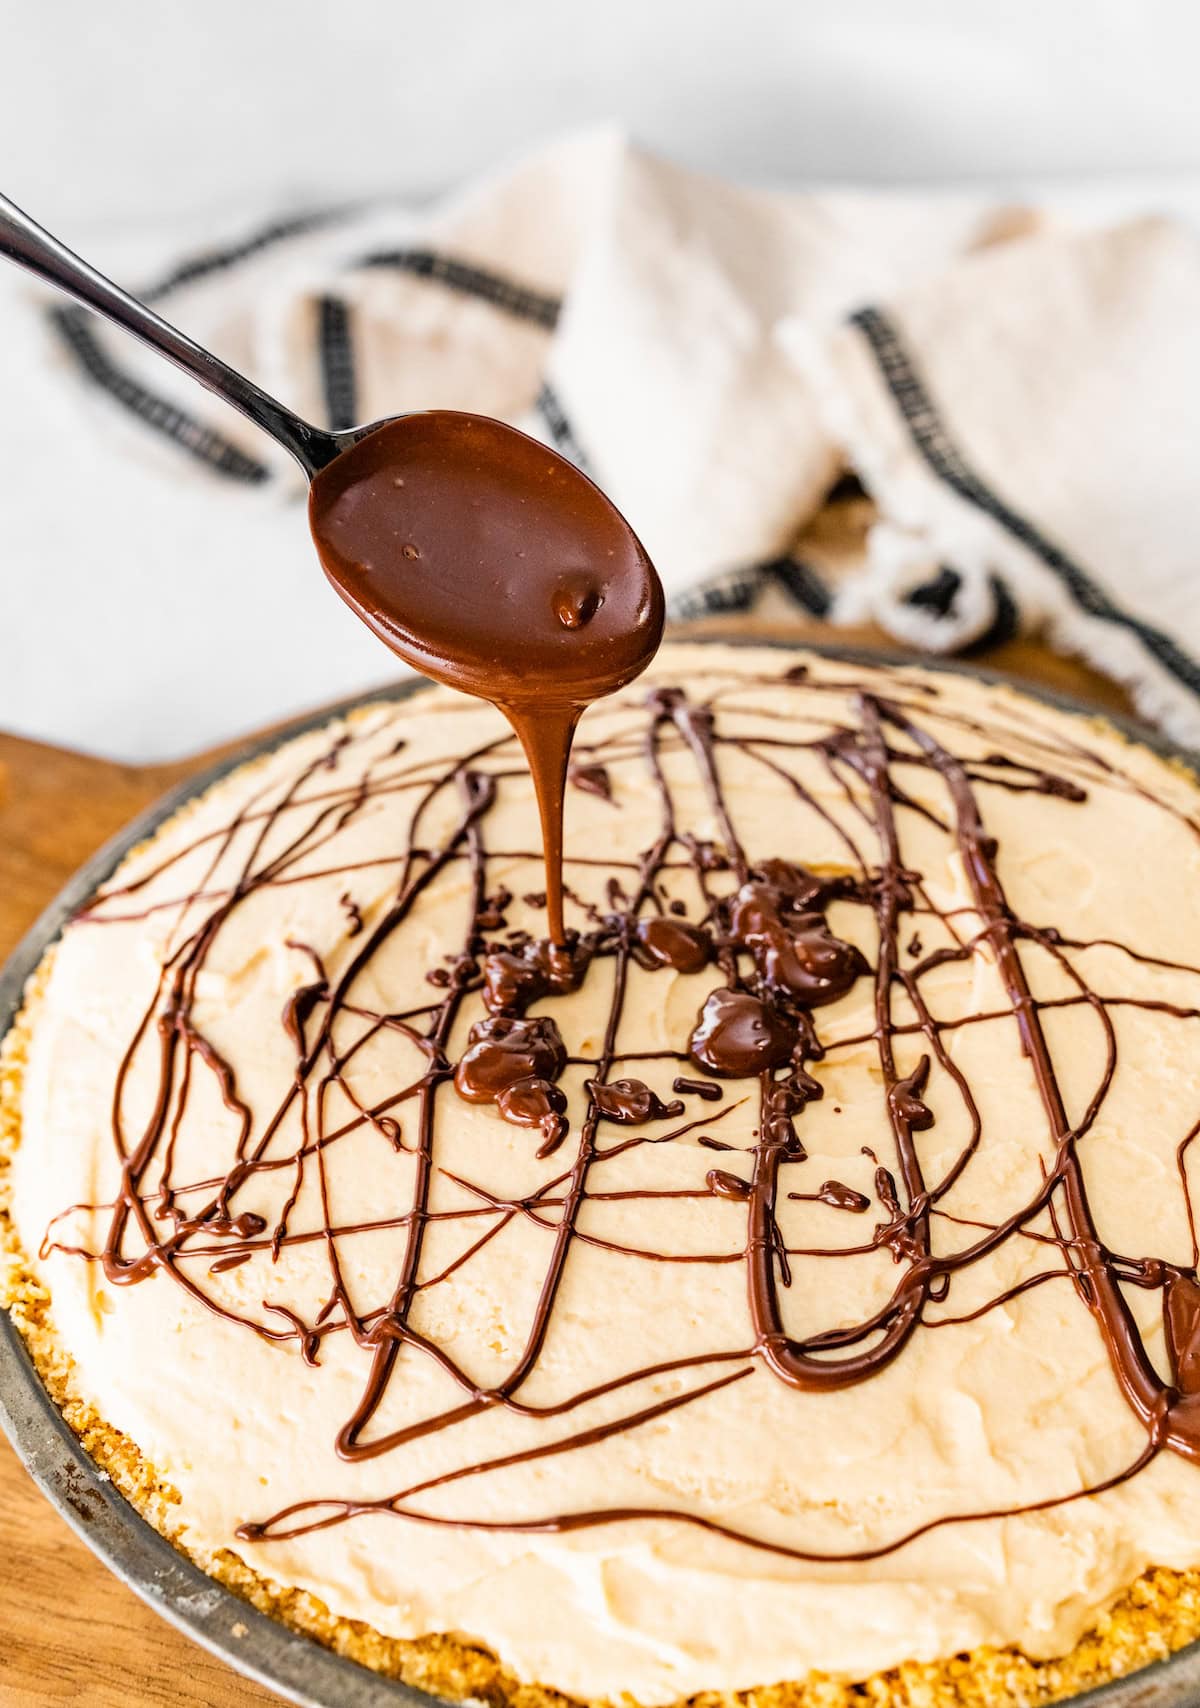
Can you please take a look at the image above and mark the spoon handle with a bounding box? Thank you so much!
[0,190,340,478]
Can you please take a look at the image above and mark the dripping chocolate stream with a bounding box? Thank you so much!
[46,655,1200,1562]
[308,411,664,942]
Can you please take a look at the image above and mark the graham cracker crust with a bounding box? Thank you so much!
[3,917,1200,1708]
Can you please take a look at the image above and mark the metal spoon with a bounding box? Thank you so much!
[0,189,664,950]
[0,189,374,477]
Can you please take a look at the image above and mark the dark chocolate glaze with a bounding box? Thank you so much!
[689,988,799,1077]
[308,411,664,942]
[481,936,591,1015]
[633,916,711,973]
[454,1014,567,1104]
[673,1075,723,1102]
[790,1181,873,1214]
[50,659,1200,1566]
[707,1169,753,1202]
[496,1076,570,1159]
[585,1078,686,1126]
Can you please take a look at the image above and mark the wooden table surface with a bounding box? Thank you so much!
[0,619,1136,1708]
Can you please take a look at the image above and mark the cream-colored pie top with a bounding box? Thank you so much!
[12,643,1200,1705]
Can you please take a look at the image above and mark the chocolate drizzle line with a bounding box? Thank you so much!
[45,658,1200,1566]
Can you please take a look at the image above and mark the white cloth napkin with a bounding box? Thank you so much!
[780,216,1200,743]
[22,130,1200,754]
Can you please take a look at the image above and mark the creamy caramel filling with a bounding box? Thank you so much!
[12,644,1200,1704]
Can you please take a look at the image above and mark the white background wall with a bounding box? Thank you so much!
[7,0,1200,228]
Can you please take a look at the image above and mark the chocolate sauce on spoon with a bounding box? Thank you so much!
[0,202,659,949]
[309,411,663,942]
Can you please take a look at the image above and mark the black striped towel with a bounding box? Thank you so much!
[44,132,1200,744]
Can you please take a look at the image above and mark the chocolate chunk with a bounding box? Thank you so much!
[496,1075,570,1157]
[730,877,866,1008]
[482,936,591,1015]
[586,1077,685,1125]
[689,989,796,1077]
[633,916,711,974]
[706,1169,752,1201]
[673,1075,723,1101]
[454,1015,567,1104]
[817,1180,870,1213]
[888,1055,935,1133]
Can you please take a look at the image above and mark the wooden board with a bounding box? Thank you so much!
[0,620,1137,1707]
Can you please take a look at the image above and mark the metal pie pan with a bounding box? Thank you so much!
[4,642,1200,1708]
